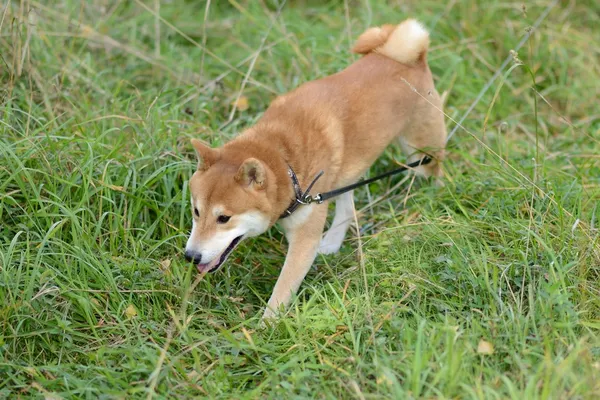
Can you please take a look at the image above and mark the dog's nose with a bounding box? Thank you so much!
[184,250,202,264]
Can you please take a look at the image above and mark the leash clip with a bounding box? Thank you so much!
[296,192,324,205]
[297,194,313,205]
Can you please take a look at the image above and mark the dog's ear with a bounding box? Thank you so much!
[191,139,219,171]
[235,158,266,189]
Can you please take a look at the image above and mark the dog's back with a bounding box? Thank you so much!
[254,19,446,185]
[344,19,446,180]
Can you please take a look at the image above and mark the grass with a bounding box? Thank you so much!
[1,0,599,398]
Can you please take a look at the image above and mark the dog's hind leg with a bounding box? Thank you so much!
[318,190,354,255]
[397,89,446,182]
[263,204,328,321]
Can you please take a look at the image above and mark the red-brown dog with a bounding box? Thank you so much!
[184,19,446,320]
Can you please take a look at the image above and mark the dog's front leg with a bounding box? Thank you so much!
[263,205,328,320]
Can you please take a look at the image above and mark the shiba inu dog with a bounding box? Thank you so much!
[184,19,446,320]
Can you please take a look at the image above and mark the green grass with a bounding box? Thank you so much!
[1,0,599,398]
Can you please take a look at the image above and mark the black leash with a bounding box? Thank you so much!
[280,156,432,219]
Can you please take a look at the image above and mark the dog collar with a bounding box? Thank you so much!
[279,165,324,219]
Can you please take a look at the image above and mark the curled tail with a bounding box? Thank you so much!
[352,19,430,65]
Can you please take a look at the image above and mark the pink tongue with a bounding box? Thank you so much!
[197,257,219,273]
[197,263,212,273]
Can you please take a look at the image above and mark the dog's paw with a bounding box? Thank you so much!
[318,231,345,254]
[262,307,276,320]
[259,307,279,328]
[318,241,342,255]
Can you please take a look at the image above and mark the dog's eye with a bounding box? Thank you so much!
[216,215,231,224]
[194,208,200,217]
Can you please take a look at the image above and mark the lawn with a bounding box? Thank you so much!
[1,0,599,398]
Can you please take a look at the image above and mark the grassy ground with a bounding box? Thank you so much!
[1,0,599,398]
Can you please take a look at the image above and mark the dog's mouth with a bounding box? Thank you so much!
[197,235,243,274]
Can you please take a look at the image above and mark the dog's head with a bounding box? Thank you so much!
[184,139,273,273]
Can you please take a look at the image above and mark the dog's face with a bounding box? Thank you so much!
[184,139,272,273]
